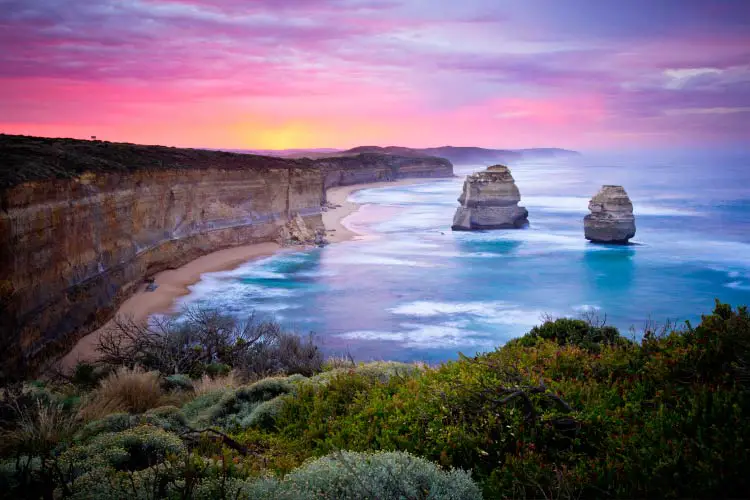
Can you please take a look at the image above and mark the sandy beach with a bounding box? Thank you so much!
[60,177,431,369]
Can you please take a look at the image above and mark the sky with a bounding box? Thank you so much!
[0,0,749,150]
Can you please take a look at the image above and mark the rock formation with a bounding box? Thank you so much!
[0,134,454,372]
[584,185,636,244]
[278,213,328,247]
[451,165,529,230]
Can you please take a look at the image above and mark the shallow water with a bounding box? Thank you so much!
[175,153,750,362]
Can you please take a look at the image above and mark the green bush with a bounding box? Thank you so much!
[141,406,187,432]
[77,413,133,442]
[70,362,108,389]
[245,450,481,499]
[183,378,294,430]
[163,374,194,392]
[204,363,231,378]
[62,425,185,473]
[2,301,749,498]
[243,396,287,430]
[309,361,421,385]
[515,317,625,351]
[180,389,229,427]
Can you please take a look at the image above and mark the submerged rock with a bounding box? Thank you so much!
[451,165,529,230]
[584,185,636,243]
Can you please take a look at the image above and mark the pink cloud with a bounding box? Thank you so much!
[1,0,748,149]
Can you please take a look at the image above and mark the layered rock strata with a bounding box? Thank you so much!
[0,135,454,372]
[315,153,454,192]
[583,185,636,243]
[451,165,529,230]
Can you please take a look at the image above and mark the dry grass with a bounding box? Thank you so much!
[192,371,240,396]
[324,355,356,370]
[0,400,80,456]
[80,366,163,420]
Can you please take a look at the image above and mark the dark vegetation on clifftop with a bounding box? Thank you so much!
[0,135,457,190]
[1,301,748,498]
[0,134,310,189]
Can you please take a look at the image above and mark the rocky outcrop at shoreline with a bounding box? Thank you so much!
[452,165,529,230]
[0,134,454,372]
[584,185,636,244]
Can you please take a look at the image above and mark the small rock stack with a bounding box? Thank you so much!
[452,165,529,231]
[584,185,636,244]
[278,213,328,247]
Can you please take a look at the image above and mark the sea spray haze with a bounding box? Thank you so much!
[176,150,750,362]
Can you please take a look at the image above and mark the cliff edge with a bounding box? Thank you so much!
[0,134,453,374]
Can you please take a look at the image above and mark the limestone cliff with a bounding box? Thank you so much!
[452,165,529,230]
[314,152,454,193]
[0,135,453,373]
[584,185,636,244]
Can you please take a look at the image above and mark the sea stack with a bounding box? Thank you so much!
[451,165,529,230]
[584,185,636,244]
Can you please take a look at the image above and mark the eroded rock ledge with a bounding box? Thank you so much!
[0,134,453,372]
[584,185,636,244]
[452,165,529,230]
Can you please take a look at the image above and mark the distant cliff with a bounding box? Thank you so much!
[0,135,453,373]
[254,145,580,165]
[313,152,454,191]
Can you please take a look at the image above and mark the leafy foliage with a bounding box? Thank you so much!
[246,450,481,499]
[514,316,627,351]
[1,301,749,499]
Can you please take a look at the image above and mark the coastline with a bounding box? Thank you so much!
[59,177,432,369]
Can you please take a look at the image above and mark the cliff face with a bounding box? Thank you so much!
[452,165,529,230]
[0,135,454,372]
[313,152,454,193]
[584,185,636,244]
[1,166,323,371]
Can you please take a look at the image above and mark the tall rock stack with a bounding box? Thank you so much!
[584,185,636,243]
[451,165,529,230]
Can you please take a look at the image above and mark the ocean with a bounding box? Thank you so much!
[174,153,750,362]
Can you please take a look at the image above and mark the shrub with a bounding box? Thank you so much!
[141,406,187,432]
[77,413,133,442]
[81,366,163,420]
[246,450,482,499]
[0,398,81,499]
[309,361,421,386]
[516,317,625,351]
[679,300,750,385]
[61,425,184,473]
[180,390,229,428]
[163,374,194,392]
[0,399,80,457]
[187,377,294,430]
[243,396,287,430]
[205,363,232,378]
[70,362,110,389]
[96,306,324,378]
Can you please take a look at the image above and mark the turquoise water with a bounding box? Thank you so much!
[176,154,750,362]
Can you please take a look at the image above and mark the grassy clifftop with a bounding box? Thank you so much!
[1,301,748,498]
[0,134,308,189]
